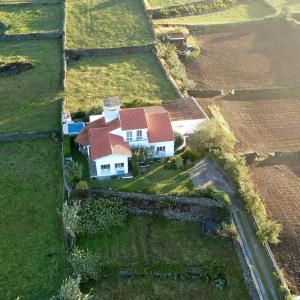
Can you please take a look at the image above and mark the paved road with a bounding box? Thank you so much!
[190,158,279,300]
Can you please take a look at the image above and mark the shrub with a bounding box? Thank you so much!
[257,219,282,245]
[51,276,93,300]
[221,222,239,240]
[79,197,127,234]
[68,248,101,281]
[180,147,198,162]
[64,135,72,157]
[76,180,89,190]
[174,131,184,150]
[62,201,80,238]
[174,156,184,170]
[65,162,83,187]
[131,146,155,163]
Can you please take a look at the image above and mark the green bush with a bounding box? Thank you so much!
[221,222,239,241]
[62,201,80,238]
[65,162,83,188]
[257,219,282,245]
[68,248,102,281]
[63,135,72,157]
[76,180,89,190]
[175,156,184,170]
[174,131,184,149]
[79,197,127,234]
[180,147,198,162]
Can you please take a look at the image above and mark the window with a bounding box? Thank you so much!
[156,146,166,152]
[126,131,133,141]
[136,130,143,141]
[115,163,124,169]
[101,164,111,174]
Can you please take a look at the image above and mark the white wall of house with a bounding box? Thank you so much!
[150,141,174,157]
[171,119,209,136]
[121,129,149,145]
[94,154,129,177]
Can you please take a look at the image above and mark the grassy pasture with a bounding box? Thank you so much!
[66,0,154,50]
[146,0,201,8]
[0,40,62,133]
[66,53,177,114]
[79,216,248,300]
[154,2,275,24]
[267,0,300,13]
[0,4,63,35]
[0,139,65,300]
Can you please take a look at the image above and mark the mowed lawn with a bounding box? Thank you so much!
[79,216,248,300]
[0,4,63,35]
[0,139,65,300]
[154,1,275,24]
[66,0,154,49]
[146,0,201,8]
[0,40,62,133]
[66,53,178,114]
[267,0,300,12]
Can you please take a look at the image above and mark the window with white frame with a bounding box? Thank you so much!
[101,164,111,174]
[156,146,166,153]
[126,131,133,141]
[115,163,124,169]
[136,130,142,141]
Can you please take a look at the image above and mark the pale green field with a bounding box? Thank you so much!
[66,0,154,50]
[267,0,300,13]
[147,0,201,8]
[154,2,275,24]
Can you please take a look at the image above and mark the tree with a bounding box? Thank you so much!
[51,276,93,300]
[257,219,282,244]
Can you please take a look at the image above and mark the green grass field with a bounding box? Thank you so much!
[66,0,154,49]
[154,2,275,24]
[79,216,248,300]
[89,161,192,194]
[66,53,177,114]
[0,4,63,35]
[146,0,201,8]
[0,139,65,300]
[267,0,300,12]
[0,40,62,133]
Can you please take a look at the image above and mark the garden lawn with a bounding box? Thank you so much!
[154,1,275,25]
[66,53,178,114]
[89,161,192,194]
[0,4,63,35]
[79,216,248,300]
[147,0,202,8]
[0,139,65,300]
[267,0,300,13]
[65,0,154,49]
[0,40,62,133]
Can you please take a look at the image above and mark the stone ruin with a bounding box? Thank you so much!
[0,61,34,77]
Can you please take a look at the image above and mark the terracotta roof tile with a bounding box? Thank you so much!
[119,108,147,130]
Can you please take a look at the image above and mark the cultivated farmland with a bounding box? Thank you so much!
[66,53,177,114]
[250,156,300,294]
[79,215,248,300]
[0,139,65,299]
[218,96,300,154]
[154,1,274,25]
[65,0,154,50]
[0,40,62,133]
[185,19,300,91]
[0,4,63,35]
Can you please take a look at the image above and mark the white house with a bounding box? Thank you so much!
[75,97,175,178]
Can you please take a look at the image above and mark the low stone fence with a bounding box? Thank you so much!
[65,44,155,59]
[0,31,62,41]
[270,150,300,158]
[0,131,59,142]
[0,1,62,7]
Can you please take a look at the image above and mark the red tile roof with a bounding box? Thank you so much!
[119,108,147,130]
[89,129,131,160]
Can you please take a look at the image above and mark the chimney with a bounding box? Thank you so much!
[103,96,121,122]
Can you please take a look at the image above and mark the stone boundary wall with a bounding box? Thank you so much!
[62,0,67,89]
[88,189,224,207]
[142,0,156,41]
[0,1,62,7]
[270,150,300,158]
[0,31,62,41]
[234,240,261,300]
[0,131,58,142]
[65,44,155,58]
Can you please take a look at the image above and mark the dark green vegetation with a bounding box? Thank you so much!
[0,40,62,133]
[66,53,177,115]
[66,0,154,49]
[78,216,248,300]
[0,4,63,35]
[0,139,65,299]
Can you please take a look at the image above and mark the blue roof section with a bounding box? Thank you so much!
[68,122,85,135]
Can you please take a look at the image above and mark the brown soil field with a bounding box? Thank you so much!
[185,19,300,91]
[250,156,300,294]
[218,97,300,154]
